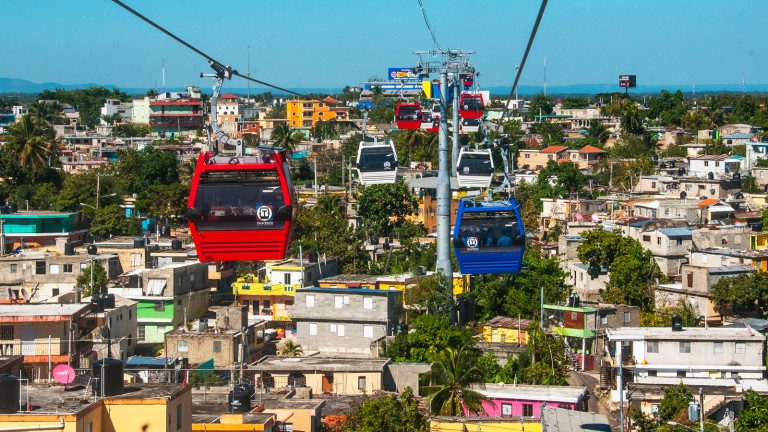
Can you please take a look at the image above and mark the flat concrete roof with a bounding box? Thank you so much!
[472,384,587,403]
[606,326,765,341]
[252,356,390,372]
[0,303,90,319]
[540,406,611,432]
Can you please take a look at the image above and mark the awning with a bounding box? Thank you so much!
[146,278,167,296]
[709,205,736,213]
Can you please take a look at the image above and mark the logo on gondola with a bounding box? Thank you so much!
[384,161,391,169]
[466,237,479,248]
[462,166,470,174]
[257,205,273,222]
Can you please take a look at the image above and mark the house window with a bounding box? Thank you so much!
[49,264,60,274]
[624,312,631,323]
[335,295,343,309]
[63,264,73,273]
[363,297,373,310]
[714,342,724,353]
[687,273,694,288]
[128,309,132,320]
[657,237,661,245]
[309,323,317,336]
[647,341,659,353]
[177,341,188,352]
[677,370,686,378]
[600,315,607,325]
[736,342,746,354]
[571,312,577,320]
[501,403,512,416]
[284,273,291,284]
[337,324,346,337]
[680,341,691,353]
[704,161,709,167]
[127,334,131,346]
[363,325,373,338]
[35,261,46,275]
[52,288,59,297]
[155,302,165,312]
[9,264,16,273]
[643,235,650,242]
[722,239,727,245]
[677,238,683,246]
[306,295,315,307]
[138,325,145,340]
[358,376,366,391]
[522,404,533,417]
[213,341,222,353]
[176,404,182,430]
[648,370,657,377]
[0,326,12,340]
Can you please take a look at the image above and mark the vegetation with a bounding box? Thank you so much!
[75,261,108,297]
[423,346,487,416]
[355,180,419,236]
[280,339,303,357]
[329,387,428,432]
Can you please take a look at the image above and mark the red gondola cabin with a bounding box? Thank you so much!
[395,102,422,130]
[187,147,295,262]
[459,93,484,120]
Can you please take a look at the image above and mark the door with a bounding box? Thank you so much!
[492,329,499,342]
[21,326,34,356]
[322,374,334,393]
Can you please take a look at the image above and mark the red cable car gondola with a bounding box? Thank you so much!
[187,147,296,262]
[459,93,484,120]
[395,102,422,130]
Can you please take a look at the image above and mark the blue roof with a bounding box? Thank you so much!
[126,356,170,367]
[659,228,692,238]
[629,220,655,228]
[723,133,754,139]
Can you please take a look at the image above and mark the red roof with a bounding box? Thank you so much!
[579,145,606,154]
[525,137,540,147]
[698,198,720,208]
[540,146,568,153]
[322,96,340,104]
[219,93,239,100]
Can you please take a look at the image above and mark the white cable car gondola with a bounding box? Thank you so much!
[456,147,494,188]
[356,137,399,185]
[461,117,481,133]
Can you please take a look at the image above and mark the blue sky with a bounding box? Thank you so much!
[3,1,766,90]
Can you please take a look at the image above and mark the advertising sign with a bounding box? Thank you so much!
[388,68,419,81]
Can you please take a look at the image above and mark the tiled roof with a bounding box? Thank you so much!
[697,198,720,208]
[578,145,606,154]
[540,146,568,153]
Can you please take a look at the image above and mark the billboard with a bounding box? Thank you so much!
[388,68,420,81]
[619,75,637,89]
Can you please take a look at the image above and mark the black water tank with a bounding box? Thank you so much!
[672,315,683,331]
[7,203,17,213]
[308,251,319,263]
[733,172,741,180]
[64,242,75,256]
[92,358,124,397]
[87,245,98,255]
[708,172,714,180]
[102,294,115,309]
[0,374,19,414]
[159,226,171,238]
[133,238,145,248]
[680,191,687,199]
[228,384,252,413]
[91,296,104,313]
[584,193,593,200]
[660,162,667,169]
[171,239,183,251]
[678,167,685,176]
[0,207,9,215]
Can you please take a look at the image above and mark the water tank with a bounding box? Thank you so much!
[87,245,98,255]
[92,358,124,397]
[678,167,685,176]
[64,242,75,256]
[567,294,581,308]
[708,172,714,180]
[672,315,683,331]
[308,251,319,263]
[133,238,145,248]
[680,191,687,199]
[90,296,104,313]
[159,226,171,238]
[7,203,17,213]
[171,239,183,251]
[688,402,701,422]
[0,374,19,414]
[733,172,741,180]
[228,384,253,413]
[659,162,667,169]
[584,193,593,200]
[102,294,115,309]
[0,206,9,215]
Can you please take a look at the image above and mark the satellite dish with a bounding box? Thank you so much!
[21,288,31,302]
[52,364,76,385]
[7,288,17,301]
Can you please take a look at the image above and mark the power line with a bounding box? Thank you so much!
[495,0,549,135]
[417,0,442,51]
[110,0,302,96]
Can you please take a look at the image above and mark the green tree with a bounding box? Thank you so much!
[534,122,565,145]
[271,123,303,155]
[495,252,567,319]
[658,383,693,423]
[711,272,768,317]
[355,180,418,236]
[527,95,553,121]
[735,390,768,432]
[135,182,189,224]
[536,160,586,198]
[525,324,568,385]
[387,314,474,363]
[280,339,303,357]
[75,261,108,297]
[89,204,141,239]
[586,119,610,145]
[560,97,589,109]
[5,115,61,172]
[515,179,541,234]
[647,89,686,127]
[330,387,428,432]
[621,102,645,135]
[681,110,713,133]
[731,95,758,123]
[423,346,487,416]
[700,139,730,156]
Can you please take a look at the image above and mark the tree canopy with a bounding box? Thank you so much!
[356,180,419,236]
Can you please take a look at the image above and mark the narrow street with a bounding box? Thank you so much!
[568,370,620,430]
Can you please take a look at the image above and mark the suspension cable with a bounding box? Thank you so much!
[110,0,302,96]
[416,0,442,51]
[494,0,549,135]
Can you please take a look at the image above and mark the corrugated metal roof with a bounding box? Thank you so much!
[659,228,692,238]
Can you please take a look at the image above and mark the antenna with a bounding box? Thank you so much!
[543,56,547,97]
[21,288,31,303]
[162,59,166,93]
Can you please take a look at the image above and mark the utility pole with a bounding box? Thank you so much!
[452,78,460,177]
[436,69,452,284]
[700,387,705,432]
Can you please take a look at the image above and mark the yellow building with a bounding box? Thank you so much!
[429,417,541,432]
[481,316,531,345]
[286,100,340,129]
[0,384,191,432]
[751,232,768,251]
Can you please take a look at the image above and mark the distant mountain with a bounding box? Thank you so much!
[3,77,768,97]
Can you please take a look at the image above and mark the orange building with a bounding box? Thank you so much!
[286,100,347,128]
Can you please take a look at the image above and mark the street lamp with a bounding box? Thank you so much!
[667,421,699,432]
[80,203,96,211]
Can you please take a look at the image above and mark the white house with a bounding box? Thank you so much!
[688,155,744,177]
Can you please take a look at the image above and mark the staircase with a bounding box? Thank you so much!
[551,332,581,371]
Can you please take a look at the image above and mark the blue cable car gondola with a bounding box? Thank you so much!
[453,199,525,275]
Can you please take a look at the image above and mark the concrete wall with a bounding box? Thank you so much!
[383,363,431,394]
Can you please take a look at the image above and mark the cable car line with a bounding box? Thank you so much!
[110,0,302,96]
[416,0,443,51]
[494,0,549,135]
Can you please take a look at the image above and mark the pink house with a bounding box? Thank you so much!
[466,384,588,418]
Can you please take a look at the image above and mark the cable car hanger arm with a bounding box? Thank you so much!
[110,0,302,96]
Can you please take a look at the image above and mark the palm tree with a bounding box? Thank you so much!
[280,339,303,357]
[423,346,488,416]
[586,119,610,145]
[621,103,644,135]
[27,100,64,125]
[6,115,60,172]
[271,123,302,155]
[316,194,341,214]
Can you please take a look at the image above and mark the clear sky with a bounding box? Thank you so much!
[3,1,766,91]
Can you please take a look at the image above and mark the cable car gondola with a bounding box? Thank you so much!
[453,199,525,275]
[461,117,481,133]
[356,137,398,185]
[420,110,433,130]
[187,147,296,262]
[456,148,494,188]
[395,102,422,130]
[459,93,484,119]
